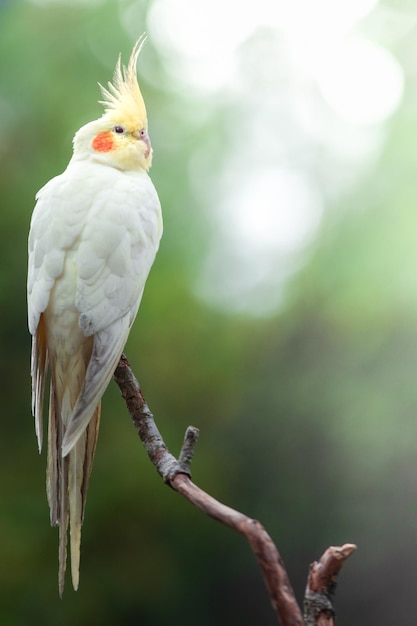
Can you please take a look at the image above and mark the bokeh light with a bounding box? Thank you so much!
[145,0,404,314]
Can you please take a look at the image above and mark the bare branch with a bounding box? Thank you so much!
[113,353,355,626]
[304,544,357,626]
[177,425,200,474]
[171,473,304,626]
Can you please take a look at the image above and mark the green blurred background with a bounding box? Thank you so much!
[2,0,417,624]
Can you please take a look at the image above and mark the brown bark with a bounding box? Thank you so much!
[304,544,357,625]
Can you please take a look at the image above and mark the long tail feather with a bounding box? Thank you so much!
[68,404,100,591]
[46,385,59,525]
[32,317,48,452]
[45,334,99,595]
[58,455,69,597]
[68,433,86,591]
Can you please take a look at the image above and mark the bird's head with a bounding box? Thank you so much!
[73,35,153,172]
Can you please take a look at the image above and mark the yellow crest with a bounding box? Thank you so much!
[99,34,148,128]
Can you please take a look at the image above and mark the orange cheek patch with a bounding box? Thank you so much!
[92,132,114,152]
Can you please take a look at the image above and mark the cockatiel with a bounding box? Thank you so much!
[27,36,162,595]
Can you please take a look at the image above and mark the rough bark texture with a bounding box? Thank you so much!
[304,544,357,626]
[113,353,356,625]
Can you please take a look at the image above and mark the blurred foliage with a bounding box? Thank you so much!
[2,1,417,625]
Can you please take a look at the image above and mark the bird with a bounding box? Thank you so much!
[27,35,163,596]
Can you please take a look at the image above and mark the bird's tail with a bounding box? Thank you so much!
[47,352,100,596]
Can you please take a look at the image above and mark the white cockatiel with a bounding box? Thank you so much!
[27,36,162,595]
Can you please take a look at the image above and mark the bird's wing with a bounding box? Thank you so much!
[75,176,162,335]
[62,174,162,454]
[28,174,87,450]
[28,176,70,335]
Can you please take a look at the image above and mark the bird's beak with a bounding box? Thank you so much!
[133,129,151,159]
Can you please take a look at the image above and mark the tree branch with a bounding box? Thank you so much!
[304,543,357,626]
[113,353,355,625]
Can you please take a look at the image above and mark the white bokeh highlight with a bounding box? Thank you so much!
[144,0,405,314]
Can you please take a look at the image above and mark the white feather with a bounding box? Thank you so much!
[28,155,162,593]
[28,159,161,337]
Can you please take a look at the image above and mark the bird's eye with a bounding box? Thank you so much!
[113,126,125,134]
[139,129,146,138]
